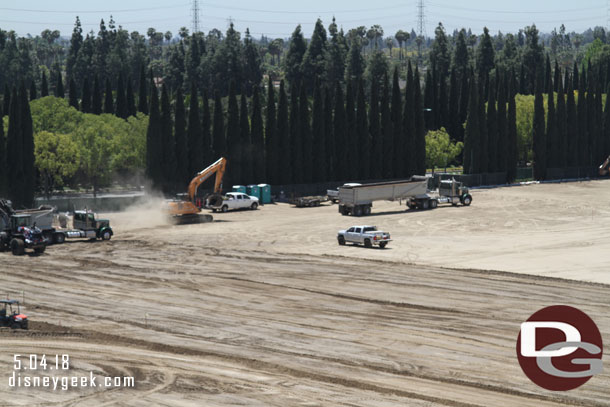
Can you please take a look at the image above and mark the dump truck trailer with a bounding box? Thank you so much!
[338,177,428,216]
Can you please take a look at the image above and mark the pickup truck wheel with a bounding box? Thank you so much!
[338,236,346,245]
[364,239,372,248]
[10,239,24,256]
[379,242,387,249]
[251,202,258,210]
[221,205,229,213]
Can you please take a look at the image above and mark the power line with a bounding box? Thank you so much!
[0,4,189,14]
[427,1,605,15]
[200,2,409,14]
[192,0,201,33]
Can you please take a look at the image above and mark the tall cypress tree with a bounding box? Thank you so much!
[265,78,277,183]
[553,60,561,93]
[126,77,136,117]
[91,76,102,114]
[146,84,162,189]
[544,55,552,94]
[239,94,252,185]
[486,75,498,173]
[556,76,568,169]
[533,69,547,180]
[138,65,148,115]
[381,73,393,178]
[403,62,416,176]
[201,88,212,166]
[323,86,334,180]
[546,79,557,169]
[593,81,603,165]
[68,78,79,109]
[115,73,128,119]
[251,86,265,182]
[186,82,203,177]
[497,72,508,174]
[174,87,188,186]
[464,71,479,174]
[6,88,22,205]
[566,77,578,167]
[370,78,382,179]
[0,104,4,195]
[299,81,313,183]
[81,78,91,113]
[603,84,610,167]
[573,62,579,91]
[356,79,369,180]
[345,80,357,178]
[55,72,64,98]
[423,69,435,130]
[20,82,34,207]
[459,68,470,129]
[478,75,489,173]
[104,78,114,114]
[277,81,291,184]
[226,80,241,185]
[160,84,175,192]
[4,85,11,116]
[507,70,518,182]
[212,90,226,159]
[577,78,588,166]
[333,82,347,181]
[391,67,402,178]
[289,83,301,183]
[312,79,326,182]
[41,72,49,97]
[448,68,460,141]
[414,67,427,175]
[29,80,37,101]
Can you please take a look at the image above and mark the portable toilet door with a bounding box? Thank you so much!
[258,184,271,204]
[232,185,246,193]
[246,184,261,200]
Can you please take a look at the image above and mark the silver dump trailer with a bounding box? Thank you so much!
[338,177,428,216]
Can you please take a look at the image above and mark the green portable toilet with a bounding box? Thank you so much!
[232,185,246,193]
[246,184,261,200]
[258,184,271,204]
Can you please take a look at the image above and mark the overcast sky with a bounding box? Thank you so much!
[0,0,607,39]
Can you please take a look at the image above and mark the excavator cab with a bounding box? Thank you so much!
[599,156,610,176]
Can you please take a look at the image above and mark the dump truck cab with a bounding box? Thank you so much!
[71,210,113,240]
[0,300,28,329]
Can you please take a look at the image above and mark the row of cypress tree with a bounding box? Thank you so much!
[145,61,430,194]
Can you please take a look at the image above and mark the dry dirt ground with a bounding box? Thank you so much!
[2,180,610,406]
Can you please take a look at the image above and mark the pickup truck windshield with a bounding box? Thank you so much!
[363,227,377,232]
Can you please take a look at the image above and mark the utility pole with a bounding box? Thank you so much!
[417,0,426,68]
[191,0,201,34]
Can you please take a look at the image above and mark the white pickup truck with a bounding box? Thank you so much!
[209,192,259,212]
[337,225,391,248]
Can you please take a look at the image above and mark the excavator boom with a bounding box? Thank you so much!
[187,157,227,202]
[599,155,610,176]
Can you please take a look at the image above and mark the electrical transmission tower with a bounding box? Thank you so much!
[191,0,201,34]
[417,0,426,67]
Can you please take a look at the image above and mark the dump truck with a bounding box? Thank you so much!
[0,214,47,255]
[337,177,428,216]
[406,179,472,209]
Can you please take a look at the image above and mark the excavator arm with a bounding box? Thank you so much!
[187,157,227,202]
[599,155,610,176]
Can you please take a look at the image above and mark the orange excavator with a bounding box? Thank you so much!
[599,156,610,176]
[165,157,227,224]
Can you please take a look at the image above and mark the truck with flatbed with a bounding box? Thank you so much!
[290,195,328,207]
[337,225,391,248]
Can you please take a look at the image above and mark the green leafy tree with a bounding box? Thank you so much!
[34,131,80,198]
[365,50,389,91]
[426,127,463,172]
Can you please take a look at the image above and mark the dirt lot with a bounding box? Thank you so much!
[1,180,610,406]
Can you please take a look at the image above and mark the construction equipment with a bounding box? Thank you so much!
[599,156,610,176]
[406,179,472,209]
[0,213,47,255]
[338,177,429,216]
[165,157,226,224]
[0,300,28,329]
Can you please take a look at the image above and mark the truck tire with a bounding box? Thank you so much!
[363,206,371,216]
[407,201,416,210]
[364,239,372,248]
[10,239,24,256]
[101,230,112,241]
[461,194,472,206]
[379,242,388,249]
[422,200,429,210]
[221,205,229,213]
[430,199,438,209]
[34,246,46,254]
[54,233,66,244]
[354,206,363,217]
[251,202,258,210]
[338,236,346,245]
